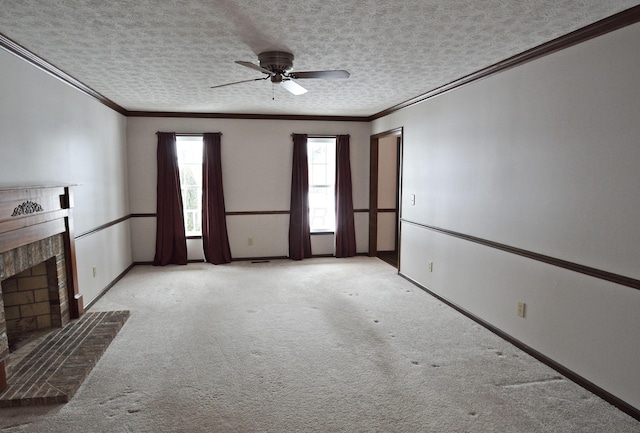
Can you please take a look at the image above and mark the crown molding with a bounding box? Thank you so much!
[126,111,369,122]
[3,4,640,122]
[0,33,128,115]
[369,5,640,120]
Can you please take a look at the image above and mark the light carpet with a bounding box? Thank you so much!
[0,257,637,432]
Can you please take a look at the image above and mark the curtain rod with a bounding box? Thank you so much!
[291,134,349,138]
[155,132,222,136]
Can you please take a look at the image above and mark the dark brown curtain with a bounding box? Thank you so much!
[335,134,357,257]
[289,134,312,260]
[154,132,188,265]
[202,133,232,264]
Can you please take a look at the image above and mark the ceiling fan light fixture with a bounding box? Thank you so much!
[281,79,308,95]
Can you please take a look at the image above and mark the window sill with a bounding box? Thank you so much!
[310,231,334,236]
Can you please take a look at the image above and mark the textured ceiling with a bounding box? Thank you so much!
[1,1,639,117]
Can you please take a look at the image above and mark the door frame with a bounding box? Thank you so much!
[369,127,403,267]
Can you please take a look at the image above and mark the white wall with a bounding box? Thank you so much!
[373,23,640,410]
[0,48,131,305]
[126,117,371,262]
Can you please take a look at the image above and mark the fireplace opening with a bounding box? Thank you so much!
[2,258,62,352]
[0,234,71,378]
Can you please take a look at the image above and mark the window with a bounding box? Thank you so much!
[308,137,336,232]
[176,136,203,236]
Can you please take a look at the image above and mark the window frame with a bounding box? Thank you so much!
[176,135,204,238]
[307,136,337,234]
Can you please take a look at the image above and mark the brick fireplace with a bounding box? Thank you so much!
[0,186,84,391]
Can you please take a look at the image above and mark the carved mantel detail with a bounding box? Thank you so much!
[11,200,44,217]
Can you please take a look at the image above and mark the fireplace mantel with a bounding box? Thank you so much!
[0,185,83,316]
[0,185,85,390]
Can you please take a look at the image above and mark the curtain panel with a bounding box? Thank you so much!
[335,134,357,257]
[289,134,312,260]
[154,132,188,265]
[202,133,232,264]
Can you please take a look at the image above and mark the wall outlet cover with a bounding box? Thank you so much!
[517,301,526,318]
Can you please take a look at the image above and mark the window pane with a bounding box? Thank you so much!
[180,164,200,187]
[310,142,327,163]
[312,164,328,186]
[176,136,203,236]
[186,212,195,233]
[185,188,198,210]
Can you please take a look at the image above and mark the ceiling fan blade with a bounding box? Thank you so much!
[235,60,274,76]
[281,79,308,95]
[210,77,267,89]
[289,70,350,79]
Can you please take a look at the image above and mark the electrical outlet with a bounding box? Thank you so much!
[517,301,526,318]
[248,237,253,246]
[428,261,433,272]
[92,266,97,278]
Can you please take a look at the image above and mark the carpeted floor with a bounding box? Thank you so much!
[0,257,637,432]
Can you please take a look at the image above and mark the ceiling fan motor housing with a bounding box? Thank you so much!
[259,51,294,75]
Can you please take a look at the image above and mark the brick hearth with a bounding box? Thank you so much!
[0,310,130,407]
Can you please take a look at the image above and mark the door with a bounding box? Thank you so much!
[369,128,403,267]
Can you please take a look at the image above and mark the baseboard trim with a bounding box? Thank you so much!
[398,272,640,422]
[132,259,206,265]
[132,255,368,264]
[231,256,289,262]
[136,257,290,263]
[84,263,135,311]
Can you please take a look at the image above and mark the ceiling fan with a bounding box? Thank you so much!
[210,51,350,95]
